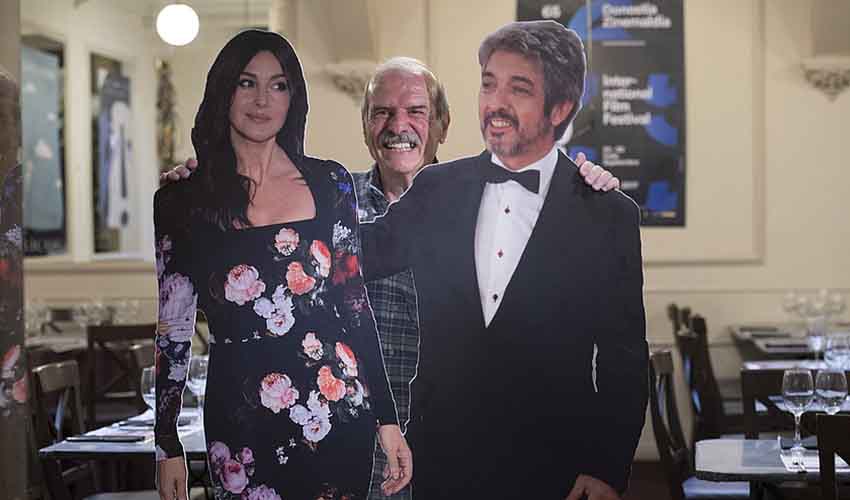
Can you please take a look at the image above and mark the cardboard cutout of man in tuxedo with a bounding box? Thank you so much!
[360,20,648,500]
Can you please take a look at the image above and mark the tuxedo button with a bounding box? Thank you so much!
[492,293,499,302]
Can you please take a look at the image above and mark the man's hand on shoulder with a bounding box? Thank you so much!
[159,158,198,184]
[574,152,620,192]
[565,474,621,500]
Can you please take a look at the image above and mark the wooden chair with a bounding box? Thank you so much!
[674,315,744,442]
[649,350,750,500]
[818,414,850,500]
[32,360,158,500]
[86,324,155,427]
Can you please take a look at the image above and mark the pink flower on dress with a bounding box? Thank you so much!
[220,458,248,494]
[266,308,295,337]
[208,441,231,472]
[306,390,330,420]
[289,404,311,426]
[236,447,254,466]
[302,332,324,361]
[335,342,358,377]
[274,228,300,256]
[12,377,27,403]
[259,373,300,414]
[2,344,20,374]
[252,297,275,319]
[224,265,266,306]
[286,262,316,295]
[310,240,332,278]
[241,485,282,500]
[158,273,197,341]
[317,366,346,402]
[302,415,332,443]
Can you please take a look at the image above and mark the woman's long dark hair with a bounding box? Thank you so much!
[191,29,308,230]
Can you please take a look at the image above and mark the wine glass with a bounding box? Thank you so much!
[825,334,850,370]
[187,356,209,421]
[782,369,814,461]
[140,366,156,414]
[815,369,848,415]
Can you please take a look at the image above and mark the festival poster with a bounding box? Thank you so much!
[518,0,686,226]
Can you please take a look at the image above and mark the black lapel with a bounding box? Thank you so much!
[450,151,491,328]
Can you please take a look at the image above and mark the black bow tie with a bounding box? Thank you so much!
[482,163,540,194]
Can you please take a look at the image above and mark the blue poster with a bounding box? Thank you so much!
[21,46,66,250]
[518,0,686,226]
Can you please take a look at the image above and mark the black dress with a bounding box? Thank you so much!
[153,157,398,500]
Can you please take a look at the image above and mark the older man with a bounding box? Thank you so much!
[359,21,647,500]
[162,52,621,499]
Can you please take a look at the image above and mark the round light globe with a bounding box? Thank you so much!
[156,4,200,47]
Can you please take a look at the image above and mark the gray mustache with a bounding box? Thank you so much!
[380,132,421,147]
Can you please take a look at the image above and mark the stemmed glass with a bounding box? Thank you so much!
[825,334,850,370]
[782,369,814,463]
[140,366,156,415]
[186,356,209,422]
[815,369,848,415]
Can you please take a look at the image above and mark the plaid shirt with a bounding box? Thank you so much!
[354,167,419,500]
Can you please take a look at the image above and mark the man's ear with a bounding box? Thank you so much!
[549,100,573,130]
[435,111,451,144]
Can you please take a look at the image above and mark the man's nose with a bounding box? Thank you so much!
[386,112,411,134]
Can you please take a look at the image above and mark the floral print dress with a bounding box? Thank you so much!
[153,159,398,500]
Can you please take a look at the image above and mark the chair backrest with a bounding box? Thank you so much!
[674,315,726,441]
[649,350,690,500]
[86,323,155,426]
[31,360,85,444]
[740,368,795,439]
[680,307,692,330]
[818,414,850,500]
[667,303,681,335]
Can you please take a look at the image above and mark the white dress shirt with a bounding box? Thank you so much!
[475,146,559,327]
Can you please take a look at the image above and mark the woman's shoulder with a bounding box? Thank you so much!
[299,155,354,191]
[154,177,197,212]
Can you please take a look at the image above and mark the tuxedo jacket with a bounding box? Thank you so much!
[361,150,648,499]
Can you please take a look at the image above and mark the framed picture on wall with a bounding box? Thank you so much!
[91,52,133,254]
[20,35,66,256]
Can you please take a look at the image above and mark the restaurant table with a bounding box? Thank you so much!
[730,322,850,360]
[696,438,850,499]
[730,323,812,359]
[38,409,207,499]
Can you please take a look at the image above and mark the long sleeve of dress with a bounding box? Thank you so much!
[152,187,199,461]
[329,162,399,426]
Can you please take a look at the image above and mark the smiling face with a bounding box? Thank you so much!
[479,50,572,169]
[365,70,432,178]
[228,50,291,144]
